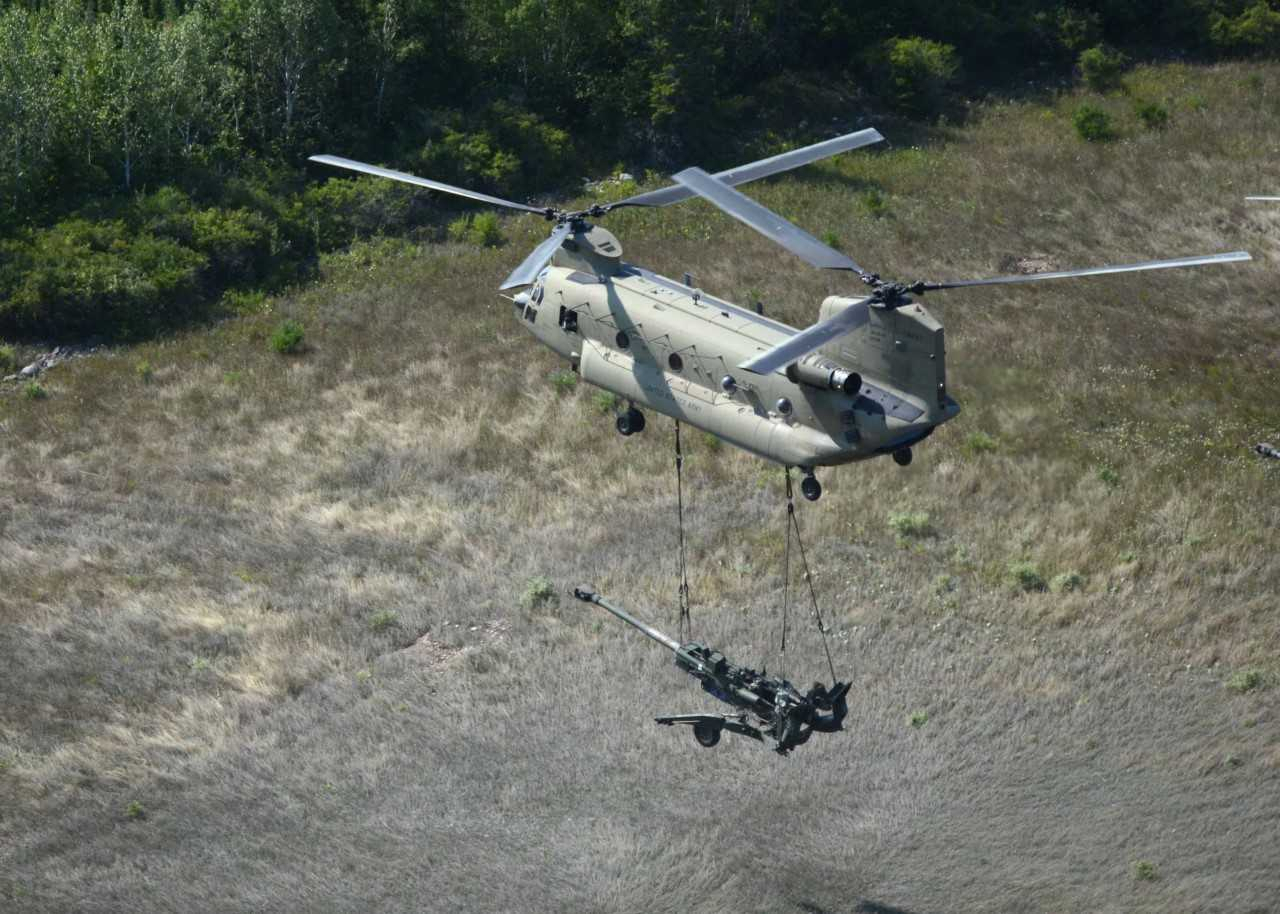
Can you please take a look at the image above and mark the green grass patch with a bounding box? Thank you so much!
[369,610,400,633]
[22,381,46,400]
[909,710,930,728]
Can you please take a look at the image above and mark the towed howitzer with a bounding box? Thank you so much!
[574,586,849,754]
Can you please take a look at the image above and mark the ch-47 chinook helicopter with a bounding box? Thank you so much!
[311,129,1250,501]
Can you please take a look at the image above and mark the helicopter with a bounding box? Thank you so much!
[310,129,1251,501]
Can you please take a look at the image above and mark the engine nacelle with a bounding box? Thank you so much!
[785,354,862,396]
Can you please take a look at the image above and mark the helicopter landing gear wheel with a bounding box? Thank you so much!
[893,446,913,467]
[615,407,646,437]
[800,471,822,502]
[693,721,721,748]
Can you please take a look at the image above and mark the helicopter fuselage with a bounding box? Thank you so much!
[513,224,960,470]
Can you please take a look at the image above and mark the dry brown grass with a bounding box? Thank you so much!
[2,62,1278,913]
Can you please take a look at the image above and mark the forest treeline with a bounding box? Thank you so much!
[2,0,1279,340]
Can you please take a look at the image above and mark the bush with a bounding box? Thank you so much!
[135,360,154,384]
[888,511,933,538]
[414,104,576,195]
[0,343,16,374]
[369,610,400,633]
[1007,560,1047,592]
[448,212,504,248]
[884,36,959,117]
[270,319,305,354]
[963,431,998,455]
[0,219,206,338]
[1131,860,1158,882]
[1073,104,1116,142]
[591,390,620,414]
[1227,668,1264,693]
[301,177,421,251]
[909,710,930,728]
[1078,45,1127,92]
[520,575,557,611]
[22,381,46,400]
[1050,572,1086,593]
[1211,2,1280,55]
[1134,100,1170,130]
[549,369,577,394]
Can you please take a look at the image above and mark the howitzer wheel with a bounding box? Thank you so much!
[693,720,721,747]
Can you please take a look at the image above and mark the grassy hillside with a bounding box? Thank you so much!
[2,62,1278,912]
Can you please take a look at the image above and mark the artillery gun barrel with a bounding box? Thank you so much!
[574,586,682,652]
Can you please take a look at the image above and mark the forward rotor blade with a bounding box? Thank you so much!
[612,128,884,209]
[499,222,573,290]
[672,167,865,273]
[739,301,871,376]
[1246,196,1280,201]
[309,154,551,216]
[921,251,1253,291]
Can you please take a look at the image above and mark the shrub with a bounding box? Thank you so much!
[1073,104,1116,142]
[135,360,154,384]
[450,211,504,248]
[1097,465,1121,488]
[301,177,421,251]
[520,575,557,611]
[22,381,46,400]
[859,189,889,218]
[1131,860,1158,881]
[0,343,16,374]
[888,511,933,538]
[270,319,305,354]
[1078,45,1127,92]
[549,369,577,394]
[1050,572,1086,594]
[963,431,998,455]
[1134,100,1170,130]
[1211,2,1280,55]
[0,219,206,338]
[1227,668,1264,693]
[909,710,930,728]
[125,801,146,821]
[884,36,959,117]
[369,610,400,633]
[591,390,620,414]
[1007,560,1047,592]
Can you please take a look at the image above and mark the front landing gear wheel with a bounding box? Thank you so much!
[893,447,913,467]
[693,721,721,748]
[615,407,646,436]
[800,474,822,502]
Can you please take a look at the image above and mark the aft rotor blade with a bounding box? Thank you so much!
[920,251,1253,291]
[739,300,871,376]
[499,222,573,290]
[612,128,885,209]
[309,154,551,216]
[672,167,866,274]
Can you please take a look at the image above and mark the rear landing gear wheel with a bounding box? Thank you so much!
[616,407,646,436]
[800,473,822,502]
[693,721,721,748]
[893,447,913,467]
